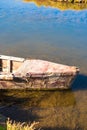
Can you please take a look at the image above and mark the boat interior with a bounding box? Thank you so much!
[0,55,24,75]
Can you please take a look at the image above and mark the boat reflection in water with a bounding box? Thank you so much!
[0,90,77,129]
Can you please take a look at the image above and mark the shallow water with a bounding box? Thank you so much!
[0,88,87,130]
[0,0,87,129]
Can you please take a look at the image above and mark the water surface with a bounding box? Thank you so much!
[0,89,87,130]
[0,0,87,73]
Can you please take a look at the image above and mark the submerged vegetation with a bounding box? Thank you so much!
[24,0,87,10]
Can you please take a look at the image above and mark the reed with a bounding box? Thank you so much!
[7,118,39,130]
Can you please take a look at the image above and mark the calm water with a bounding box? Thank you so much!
[0,0,87,130]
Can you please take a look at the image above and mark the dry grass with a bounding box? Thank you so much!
[24,0,87,10]
[7,118,39,130]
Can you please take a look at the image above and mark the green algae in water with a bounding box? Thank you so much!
[0,126,6,130]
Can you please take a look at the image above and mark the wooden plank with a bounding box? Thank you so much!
[0,55,25,62]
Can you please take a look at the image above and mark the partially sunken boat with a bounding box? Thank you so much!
[0,55,79,89]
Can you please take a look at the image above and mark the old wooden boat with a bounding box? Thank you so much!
[0,55,79,89]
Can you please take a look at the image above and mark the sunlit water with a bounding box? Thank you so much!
[0,0,87,130]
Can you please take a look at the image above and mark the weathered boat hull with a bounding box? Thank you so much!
[0,73,77,89]
[0,55,79,89]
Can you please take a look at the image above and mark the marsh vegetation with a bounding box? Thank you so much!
[24,0,87,10]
